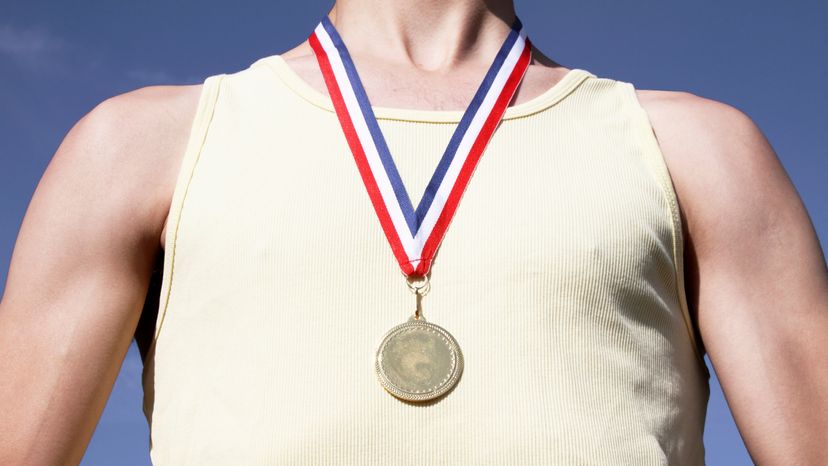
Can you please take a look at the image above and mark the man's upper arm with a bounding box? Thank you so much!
[0,84,201,465]
[639,90,828,464]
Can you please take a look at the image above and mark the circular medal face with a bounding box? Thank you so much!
[375,318,463,402]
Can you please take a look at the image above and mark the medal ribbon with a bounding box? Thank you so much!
[309,17,532,277]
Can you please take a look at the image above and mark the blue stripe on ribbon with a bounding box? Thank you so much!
[321,17,419,235]
[321,17,523,237]
[415,18,522,227]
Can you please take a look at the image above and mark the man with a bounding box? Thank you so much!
[1,0,826,464]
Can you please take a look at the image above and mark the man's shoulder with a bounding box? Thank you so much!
[631,87,782,243]
[60,84,204,195]
[76,84,203,154]
[634,89,761,151]
[55,84,204,246]
[633,88,770,192]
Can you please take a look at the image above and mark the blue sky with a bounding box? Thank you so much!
[1,1,826,464]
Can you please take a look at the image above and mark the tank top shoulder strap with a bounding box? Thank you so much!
[614,79,706,367]
[155,73,225,345]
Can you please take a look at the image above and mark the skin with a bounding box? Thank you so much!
[1,0,826,464]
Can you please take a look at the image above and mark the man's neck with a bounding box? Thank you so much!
[328,0,516,71]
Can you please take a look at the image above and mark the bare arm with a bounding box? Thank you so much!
[0,85,201,465]
[640,90,828,464]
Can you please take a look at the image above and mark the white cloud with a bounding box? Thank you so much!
[126,68,203,85]
[0,23,204,85]
[126,68,176,84]
[0,24,64,67]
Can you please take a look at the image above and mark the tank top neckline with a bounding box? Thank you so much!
[260,54,594,124]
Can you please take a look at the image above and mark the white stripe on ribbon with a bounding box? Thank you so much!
[315,24,527,269]
[412,30,528,248]
[315,24,421,265]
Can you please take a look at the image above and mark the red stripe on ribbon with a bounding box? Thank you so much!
[415,40,533,276]
[309,32,416,275]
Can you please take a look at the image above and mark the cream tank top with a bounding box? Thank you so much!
[142,54,710,465]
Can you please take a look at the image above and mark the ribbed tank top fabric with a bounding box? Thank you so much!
[142,55,710,465]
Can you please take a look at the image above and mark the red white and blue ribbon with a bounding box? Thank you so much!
[309,17,532,277]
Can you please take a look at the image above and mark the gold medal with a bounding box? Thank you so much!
[375,276,463,402]
[375,316,463,402]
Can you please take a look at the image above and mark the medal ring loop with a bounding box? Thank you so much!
[405,274,430,297]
